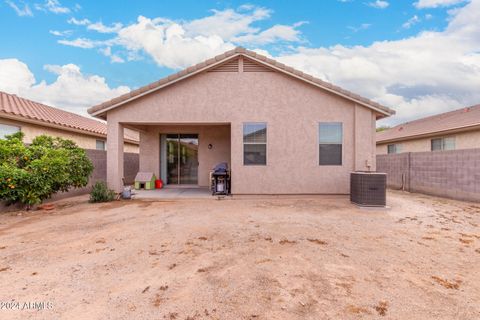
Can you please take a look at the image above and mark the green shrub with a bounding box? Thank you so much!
[89,181,115,203]
[0,132,93,208]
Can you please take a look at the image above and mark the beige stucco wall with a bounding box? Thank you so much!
[106,66,378,194]
[0,117,138,152]
[376,129,480,155]
[139,125,230,187]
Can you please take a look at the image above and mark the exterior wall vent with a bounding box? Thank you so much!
[208,59,239,72]
[242,58,274,72]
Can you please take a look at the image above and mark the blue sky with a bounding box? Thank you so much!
[0,0,478,125]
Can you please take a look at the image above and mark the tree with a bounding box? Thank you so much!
[0,132,93,208]
[376,125,391,132]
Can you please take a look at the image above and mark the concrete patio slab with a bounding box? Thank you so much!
[132,187,214,199]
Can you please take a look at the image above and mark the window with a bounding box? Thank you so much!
[387,144,402,154]
[431,137,455,151]
[319,122,343,165]
[96,140,106,150]
[0,124,20,139]
[243,123,267,165]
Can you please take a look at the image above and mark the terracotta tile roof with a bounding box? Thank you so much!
[0,91,138,143]
[88,47,395,119]
[377,104,480,143]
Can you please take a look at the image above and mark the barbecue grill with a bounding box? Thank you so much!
[211,162,230,195]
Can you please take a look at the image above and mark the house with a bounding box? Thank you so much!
[88,47,395,194]
[0,91,139,152]
[377,104,480,154]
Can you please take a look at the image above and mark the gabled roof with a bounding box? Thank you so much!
[88,47,395,119]
[0,91,139,143]
[377,104,480,143]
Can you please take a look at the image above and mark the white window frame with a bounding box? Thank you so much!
[431,137,455,151]
[318,122,343,166]
[96,139,106,150]
[243,122,267,166]
[387,144,402,154]
[0,123,21,139]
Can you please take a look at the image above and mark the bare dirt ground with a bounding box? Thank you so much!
[0,190,479,320]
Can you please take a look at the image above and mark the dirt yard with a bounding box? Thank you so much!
[0,190,479,319]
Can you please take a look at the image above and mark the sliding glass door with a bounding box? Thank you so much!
[166,134,198,185]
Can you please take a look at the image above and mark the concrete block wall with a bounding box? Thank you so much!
[377,148,480,202]
[85,149,139,185]
[48,150,138,201]
[1,149,139,211]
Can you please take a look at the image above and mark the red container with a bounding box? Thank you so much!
[155,179,163,189]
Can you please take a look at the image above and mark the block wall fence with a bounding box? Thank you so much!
[377,149,480,202]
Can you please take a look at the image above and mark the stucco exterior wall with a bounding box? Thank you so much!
[106,68,377,194]
[0,117,139,152]
[138,125,230,187]
[376,129,480,155]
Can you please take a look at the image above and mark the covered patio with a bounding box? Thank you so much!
[108,123,231,192]
[132,186,213,199]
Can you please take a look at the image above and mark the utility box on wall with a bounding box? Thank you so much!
[350,172,387,207]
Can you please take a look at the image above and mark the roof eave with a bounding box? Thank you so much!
[88,53,244,119]
[89,50,395,119]
[376,123,480,144]
[0,112,139,144]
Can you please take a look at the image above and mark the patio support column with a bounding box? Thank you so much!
[139,129,160,178]
[107,121,124,193]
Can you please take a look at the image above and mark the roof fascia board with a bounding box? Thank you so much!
[376,124,480,144]
[90,53,243,118]
[0,113,139,145]
[243,55,392,117]
[91,52,392,119]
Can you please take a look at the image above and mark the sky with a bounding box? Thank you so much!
[0,0,479,126]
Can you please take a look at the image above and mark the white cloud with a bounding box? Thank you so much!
[35,0,70,14]
[5,0,33,17]
[232,23,304,44]
[58,38,96,49]
[367,1,390,9]
[414,0,467,8]
[87,22,123,33]
[49,29,72,37]
[58,6,305,69]
[274,0,480,125]
[116,16,235,69]
[0,59,35,93]
[347,23,371,33]
[184,7,271,40]
[67,17,91,25]
[402,15,421,29]
[0,59,129,115]
[99,47,125,63]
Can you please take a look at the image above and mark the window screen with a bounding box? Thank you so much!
[319,123,342,165]
[96,140,106,150]
[387,144,401,154]
[243,123,266,165]
[443,137,455,150]
[431,137,455,151]
[0,124,20,139]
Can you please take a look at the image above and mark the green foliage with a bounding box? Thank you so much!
[0,133,93,207]
[376,125,391,132]
[89,181,115,203]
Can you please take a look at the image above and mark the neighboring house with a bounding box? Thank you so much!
[377,104,480,155]
[0,91,139,152]
[88,47,395,194]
